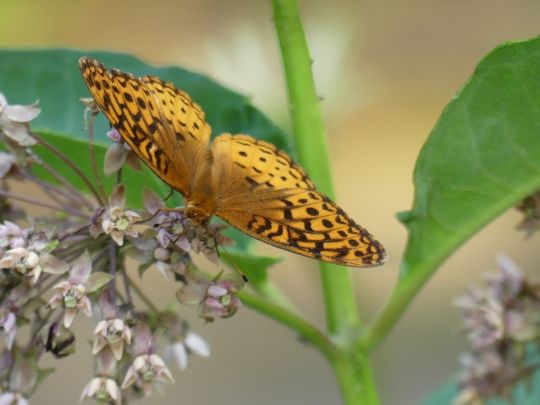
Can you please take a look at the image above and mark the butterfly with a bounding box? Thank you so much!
[79,57,387,267]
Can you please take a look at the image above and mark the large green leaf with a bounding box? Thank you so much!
[0,49,291,253]
[0,49,290,150]
[399,36,540,280]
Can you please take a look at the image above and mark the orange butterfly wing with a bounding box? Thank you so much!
[211,134,386,267]
[80,58,386,267]
[79,57,210,199]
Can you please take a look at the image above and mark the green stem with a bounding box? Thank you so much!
[238,290,338,359]
[255,280,300,313]
[240,290,380,404]
[359,258,437,350]
[271,0,360,337]
[272,1,378,403]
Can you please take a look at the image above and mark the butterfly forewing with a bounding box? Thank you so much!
[79,58,386,267]
[79,57,210,198]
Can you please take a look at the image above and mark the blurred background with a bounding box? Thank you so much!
[2,0,540,404]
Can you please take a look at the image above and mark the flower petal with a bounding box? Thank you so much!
[4,103,40,122]
[104,143,128,176]
[64,309,77,328]
[1,120,36,146]
[170,342,188,370]
[69,251,92,284]
[185,332,210,357]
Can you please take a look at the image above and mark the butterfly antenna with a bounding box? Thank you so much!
[218,245,248,283]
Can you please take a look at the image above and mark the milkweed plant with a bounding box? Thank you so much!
[1,0,540,404]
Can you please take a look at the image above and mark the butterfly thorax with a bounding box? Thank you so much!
[185,200,214,224]
[185,158,217,224]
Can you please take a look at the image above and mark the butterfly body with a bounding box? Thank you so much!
[79,57,387,267]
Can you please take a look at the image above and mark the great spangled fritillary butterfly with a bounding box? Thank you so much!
[79,57,386,267]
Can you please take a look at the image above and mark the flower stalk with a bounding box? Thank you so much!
[271,0,379,403]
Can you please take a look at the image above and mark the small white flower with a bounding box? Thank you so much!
[0,391,29,405]
[48,281,92,328]
[167,331,210,370]
[92,318,132,360]
[0,247,42,284]
[0,93,40,146]
[79,377,121,405]
[0,312,16,350]
[0,221,27,251]
[0,152,16,178]
[100,185,141,246]
[47,251,112,328]
[121,354,175,396]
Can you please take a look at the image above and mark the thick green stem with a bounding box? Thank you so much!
[238,291,338,360]
[271,0,359,337]
[271,0,379,403]
[239,291,380,404]
[359,257,439,350]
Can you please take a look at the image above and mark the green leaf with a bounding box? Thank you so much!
[0,48,290,151]
[400,36,540,280]
[0,49,291,252]
[220,251,281,288]
[86,271,114,293]
[31,368,56,396]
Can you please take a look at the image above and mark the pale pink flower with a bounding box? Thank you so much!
[0,152,16,179]
[0,392,29,405]
[47,251,112,327]
[103,128,139,175]
[1,354,38,405]
[142,189,191,252]
[201,280,243,320]
[453,287,504,349]
[95,347,117,378]
[48,281,92,328]
[92,318,132,360]
[176,269,244,321]
[0,221,27,251]
[121,354,175,396]
[166,331,210,370]
[455,255,540,402]
[79,377,121,405]
[190,224,234,265]
[0,248,40,284]
[0,237,66,284]
[0,93,40,146]
[0,311,16,350]
[100,184,141,246]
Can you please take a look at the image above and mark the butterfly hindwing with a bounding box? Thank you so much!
[212,134,386,267]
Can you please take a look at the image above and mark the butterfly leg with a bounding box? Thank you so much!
[136,206,186,224]
[218,245,248,283]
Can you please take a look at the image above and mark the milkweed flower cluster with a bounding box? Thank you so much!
[453,255,540,404]
[0,94,246,404]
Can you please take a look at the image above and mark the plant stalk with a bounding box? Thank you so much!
[271,0,379,403]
